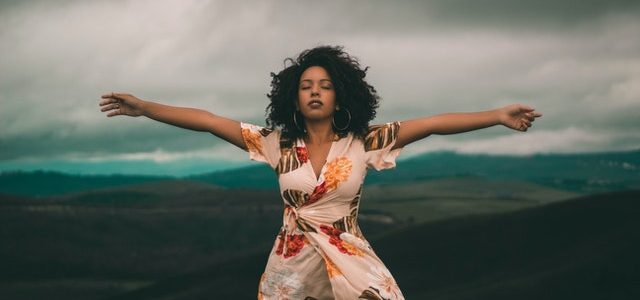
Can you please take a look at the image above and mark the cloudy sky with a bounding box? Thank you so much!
[1,0,639,176]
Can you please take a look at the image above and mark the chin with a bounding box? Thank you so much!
[302,111,331,121]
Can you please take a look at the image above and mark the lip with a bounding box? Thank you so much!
[308,100,323,106]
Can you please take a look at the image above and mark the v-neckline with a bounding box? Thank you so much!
[300,135,338,183]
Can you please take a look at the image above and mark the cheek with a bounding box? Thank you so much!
[298,90,307,100]
[295,92,302,106]
[327,91,336,104]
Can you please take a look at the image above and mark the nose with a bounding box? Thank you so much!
[311,84,320,97]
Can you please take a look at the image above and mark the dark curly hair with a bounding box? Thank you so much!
[265,45,380,141]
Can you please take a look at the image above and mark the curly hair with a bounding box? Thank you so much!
[265,45,380,141]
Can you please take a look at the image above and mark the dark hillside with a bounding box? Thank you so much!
[107,190,640,299]
[378,189,640,299]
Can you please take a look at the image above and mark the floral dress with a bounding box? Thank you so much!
[240,121,405,300]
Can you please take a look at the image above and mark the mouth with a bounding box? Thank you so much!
[308,100,323,108]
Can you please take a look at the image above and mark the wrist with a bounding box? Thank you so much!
[139,99,152,116]
[494,107,506,126]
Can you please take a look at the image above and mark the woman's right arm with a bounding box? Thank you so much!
[99,92,247,151]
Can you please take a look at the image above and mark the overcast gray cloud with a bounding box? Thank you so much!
[1,0,639,175]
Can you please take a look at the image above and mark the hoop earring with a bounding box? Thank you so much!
[332,108,351,131]
[293,110,307,133]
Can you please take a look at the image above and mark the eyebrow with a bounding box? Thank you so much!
[300,79,332,83]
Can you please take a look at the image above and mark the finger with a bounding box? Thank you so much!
[101,103,120,112]
[107,107,120,117]
[101,92,119,99]
[516,120,531,131]
[101,103,113,112]
[99,99,111,106]
[520,104,535,112]
[524,113,535,121]
[99,98,119,106]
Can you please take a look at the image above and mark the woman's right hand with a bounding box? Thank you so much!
[99,92,146,117]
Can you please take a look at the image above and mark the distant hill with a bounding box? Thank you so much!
[105,189,640,300]
[361,149,640,193]
[0,181,401,300]
[1,149,639,197]
[0,170,174,198]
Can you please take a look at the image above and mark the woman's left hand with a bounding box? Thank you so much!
[498,104,543,132]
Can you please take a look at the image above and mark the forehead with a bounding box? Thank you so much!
[300,66,331,81]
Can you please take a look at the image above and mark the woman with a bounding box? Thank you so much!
[99,45,542,300]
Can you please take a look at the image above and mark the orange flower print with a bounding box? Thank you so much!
[324,255,342,278]
[320,225,364,256]
[341,242,364,256]
[241,128,264,156]
[324,156,352,191]
[340,232,371,253]
[295,146,308,163]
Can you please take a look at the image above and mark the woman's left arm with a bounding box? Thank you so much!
[394,104,543,149]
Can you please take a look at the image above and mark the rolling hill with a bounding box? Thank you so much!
[1,149,638,197]
[104,189,640,299]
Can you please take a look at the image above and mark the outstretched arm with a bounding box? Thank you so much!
[99,92,247,150]
[393,104,543,150]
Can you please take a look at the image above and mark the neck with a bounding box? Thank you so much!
[303,119,335,144]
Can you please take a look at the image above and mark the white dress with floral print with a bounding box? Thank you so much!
[241,121,405,300]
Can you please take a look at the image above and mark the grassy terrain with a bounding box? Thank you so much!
[363,176,580,224]
[107,189,640,299]
[382,189,640,299]
[0,178,637,299]
[0,180,399,299]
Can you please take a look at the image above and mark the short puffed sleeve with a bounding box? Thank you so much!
[364,121,403,171]
[240,122,281,169]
